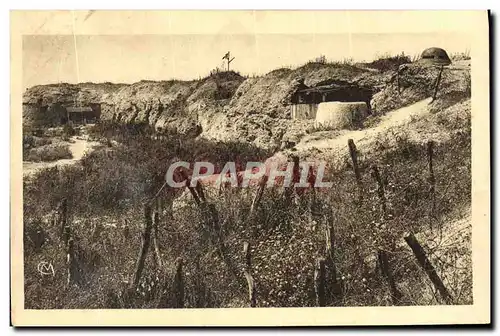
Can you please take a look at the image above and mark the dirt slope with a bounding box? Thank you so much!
[296,98,432,158]
[414,205,472,304]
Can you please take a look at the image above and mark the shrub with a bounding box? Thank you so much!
[24,143,72,162]
[24,126,273,215]
[23,121,471,308]
[313,55,327,64]
[450,50,471,61]
[23,135,53,150]
[88,120,154,142]
[62,124,77,137]
[23,135,35,150]
[305,56,354,67]
[366,52,412,72]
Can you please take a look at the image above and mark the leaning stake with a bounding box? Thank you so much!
[314,257,326,307]
[130,204,153,291]
[404,233,453,304]
[243,242,256,307]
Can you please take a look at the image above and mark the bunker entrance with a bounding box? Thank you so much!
[290,79,373,121]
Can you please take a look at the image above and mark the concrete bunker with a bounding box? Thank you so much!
[61,104,101,125]
[290,79,373,129]
[315,101,368,129]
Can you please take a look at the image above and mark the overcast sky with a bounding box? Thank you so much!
[23,32,471,89]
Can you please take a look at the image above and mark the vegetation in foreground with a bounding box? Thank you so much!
[23,124,80,162]
[23,143,73,162]
[23,107,471,308]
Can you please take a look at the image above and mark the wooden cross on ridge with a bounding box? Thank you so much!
[222,51,235,72]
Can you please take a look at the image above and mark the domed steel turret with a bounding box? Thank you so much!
[418,47,452,66]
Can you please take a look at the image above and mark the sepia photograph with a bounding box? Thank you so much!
[10,10,490,326]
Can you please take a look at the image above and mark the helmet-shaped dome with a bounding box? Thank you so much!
[418,47,452,66]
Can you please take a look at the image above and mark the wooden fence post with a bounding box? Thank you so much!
[187,186,201,205]
[397,67,401,94]
[314,257,326,307]
[325,220,337,279]
[58,198,78,287]
[371,165,387,218]
[404,233,453,304]
[432,65,444,102]
[200,202,221,244]
[243,242,256,307]
[130,204,153,291]
[199,202,242,286]
[172,257,185,308]
[249,175,268,238]
[378,250,402,304]
[185,176,207,206]
[427,140,436,224]
[59,199,70,245]
[194,257,206,308]
[325,220,335,265]
[249,175,268,218]
[284,155,300,207]
[325,220,342,305]
[66,236,79,286]
[348,139,363,201]
[152,211,162,267]
[195,182,207,204]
